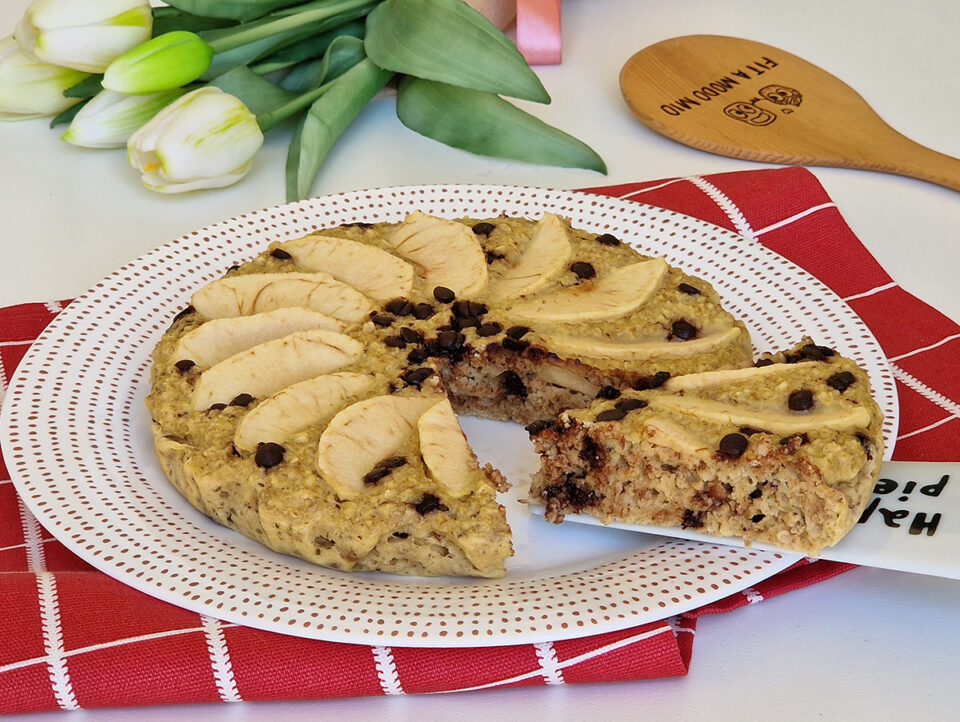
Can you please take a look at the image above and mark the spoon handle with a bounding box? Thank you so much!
[862,127,960,192]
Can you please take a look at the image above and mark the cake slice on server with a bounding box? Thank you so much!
[527,340,884,555]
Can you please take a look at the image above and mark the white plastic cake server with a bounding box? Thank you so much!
[532,461,960,580]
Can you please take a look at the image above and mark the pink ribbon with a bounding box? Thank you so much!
[516,0,562,65]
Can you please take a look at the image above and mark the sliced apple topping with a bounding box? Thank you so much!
[384,211,488,296]
[648,395,872,435]
[641,415,713,458]
[234,372,377,452]
[191,272,372,322]
[275,235,414,300]
[486,213,572,301]
[191,329,363,410]
[541,326,743,361]
[418,398,480,498]
[173,307,346,369]
[536,363,600,396]
[505,257,668,322]
[316,394,441,500]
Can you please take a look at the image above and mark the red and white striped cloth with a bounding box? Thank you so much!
[1,167,956,714]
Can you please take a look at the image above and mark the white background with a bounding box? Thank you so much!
[1,0,959,719]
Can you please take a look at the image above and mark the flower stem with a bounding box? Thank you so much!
[206,0,378,54]
[256,77,335,131]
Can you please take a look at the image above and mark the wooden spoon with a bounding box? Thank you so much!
[620,35,960,191]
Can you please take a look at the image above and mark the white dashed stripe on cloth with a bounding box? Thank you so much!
[0,348,7,406]
[533,641,565,685]
[754,202,837,237]
[891,363,960,419]
[36,572,79,710]
[686,176,757,242]
[742,587,764,605]
[619,177,689,199]
[43,300,63,315]
[447,623,675,693]
[888,333,960,362]
[17,496,46,572]
[898,414,955,441]
[666,615,696,638]
[201,617,242,703]
[372,646,404,695]
[842,281,898,302]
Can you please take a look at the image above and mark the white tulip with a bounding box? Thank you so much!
[62,88,185,148]
[0,35,87,121]
[14,0,152,74]
[127,87,264,193]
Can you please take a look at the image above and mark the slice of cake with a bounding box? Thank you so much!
[527,340,884,555]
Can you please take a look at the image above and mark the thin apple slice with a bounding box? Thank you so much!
[486,213,572,301]
[191,329,363,410]
[316,394,441,500]
[541,326,744,361]
[276,235,414,300]
[384,211,488,296]
[191,272,372,321]
[174,307,346,369]
[234,371,377,451]
[506,258,668,322]
[417,398,480,498]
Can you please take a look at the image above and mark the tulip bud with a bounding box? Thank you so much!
[0,35,87,121]
[14,0,152,74]
[61,88,185,148]
[103,31,214,95]
[127,86,264,193]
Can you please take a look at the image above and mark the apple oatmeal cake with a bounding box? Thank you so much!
[146,210,754,577]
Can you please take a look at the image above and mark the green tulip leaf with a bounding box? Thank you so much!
[396,77,606,173]
[49,99,89,129]
[210,66,295,116]
[63,75,104,99]
[286,58,392,201]
[163,0,305,23]
[152,7,238,36]
[250,19,365,75]
[365,0,549,103]
[279,35,366,93]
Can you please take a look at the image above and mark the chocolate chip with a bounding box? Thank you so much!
[208,403,227,411]
[384,336,406,348]
[754,358,774,367]
[363,456,407,485]
[579,435,600,464]
[502,337,530,353]
[718,433,748,458]
[788,389,815,411]
[412,303,435,320]
[433,286,455,303]
[171,305,195,323]
[270,248,292,260]
[596,232,620,246]
[525,419,556,435]
[476,322,502,337]
[378,456,407,470]
[671,319,698,340]
[255,442,284,469]
[385,298,413,316]
[677,282,701,295]
[801,343,835,360]
[402,367,433,387]
[174,359,196,372]
[596,408,627,422]
[633,371,671,390]
[362,467,392,485]
[615,398,647,412]
[472,222,496,236]
[231,444,242,458]
[748,487,763,499]
[682,509,705,529]
[407,349,426,364]
[413,494,448,515]
[392,532,409,539]
[399,327,421,344]
[437,329,464,349]
[371,314,394,327]
[498,370,527,397]
[230,393,254,407]
[751,513,766,523]
[570,261,596,279]
[739,427,763,436]
[505,325,529,340]
[596,385,621,400]
[485,250,505,264]
[452,316,480,331]
[827,371,856,393]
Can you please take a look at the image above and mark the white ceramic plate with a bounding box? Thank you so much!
[1,185,897,648]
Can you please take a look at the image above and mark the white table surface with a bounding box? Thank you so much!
[2,0,959,719]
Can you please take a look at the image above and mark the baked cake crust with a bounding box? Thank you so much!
[146,211,753,577]
[527,339,884,555]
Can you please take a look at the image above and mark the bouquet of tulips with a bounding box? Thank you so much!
[0,0,604,199]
